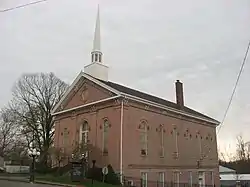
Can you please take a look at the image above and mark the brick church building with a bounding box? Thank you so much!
[52,6,220,187]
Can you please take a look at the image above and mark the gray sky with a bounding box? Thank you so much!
[1,0,250,154]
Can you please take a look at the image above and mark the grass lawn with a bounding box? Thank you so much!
[35,174,118,187]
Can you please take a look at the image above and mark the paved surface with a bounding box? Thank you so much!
[0,180,65,187]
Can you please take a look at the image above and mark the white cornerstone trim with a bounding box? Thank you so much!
[51,95,121,116]
[120,99,124,183]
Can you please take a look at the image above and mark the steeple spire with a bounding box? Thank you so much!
[85,4,108,81]
[91,4,102,63]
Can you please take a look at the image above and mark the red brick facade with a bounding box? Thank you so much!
[53,75,220,186]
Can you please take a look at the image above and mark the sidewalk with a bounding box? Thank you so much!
[0,175,29,182]
[0,175,82,187]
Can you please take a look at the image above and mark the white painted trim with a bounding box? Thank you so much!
[52,72,121,114]
[52,71,218,126]
[211,171,214,186]
[198,171,205,186]
[51,95,121,116]
[158,172,165,187]
[83,73,121,95]
[173,171,180,187]
[120,99,124,184]
[188,171,193,186]
[52,71,83,114]
[84,62,108,68]
[140,172,148,187]
[122,93,220,125]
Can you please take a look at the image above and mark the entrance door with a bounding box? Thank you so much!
[198,172,205,187]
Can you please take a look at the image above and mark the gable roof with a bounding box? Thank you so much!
[51,72,121,114]
[219,165,236,174]
[52,72,220,125]
[97,79,219,123]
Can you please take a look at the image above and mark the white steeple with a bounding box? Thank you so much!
[91,4,102,63]
[84,5,109,81]
[93,4,101,52]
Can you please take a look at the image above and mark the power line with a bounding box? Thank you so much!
[200,40,250,162]
[0,0,47,13]
[217,40,250,134]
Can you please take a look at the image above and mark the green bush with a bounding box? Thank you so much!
[105,165,120,185]
[86,164,120,185]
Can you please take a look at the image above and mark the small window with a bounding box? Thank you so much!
[158,172,164,187]
[210,171,214,186]
[141,149,146,155]
[173,172,179,187]
[127,180,134,187]
[141,172,147,187]
[188,171,192,187]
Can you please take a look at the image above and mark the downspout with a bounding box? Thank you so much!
[120,99,124,183]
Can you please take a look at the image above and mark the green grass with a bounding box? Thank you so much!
[35,174,119,187]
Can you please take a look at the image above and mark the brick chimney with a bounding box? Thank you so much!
[175,80,184,109]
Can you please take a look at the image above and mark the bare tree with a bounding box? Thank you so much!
[72,142,91,161]
[8,72,68,167]
[50,147,67,168]
[219,144,237,162]
[236,134,250,161]
[0,108,20,157]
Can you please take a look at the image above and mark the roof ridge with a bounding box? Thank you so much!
[98,79,219,123]
[106,80,177,104]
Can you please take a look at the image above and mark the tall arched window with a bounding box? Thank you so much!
[81,121,89,145]
[103,119,109,154]
[139,120,148,156]
[159,124,164,157]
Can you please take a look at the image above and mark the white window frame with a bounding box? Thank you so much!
[210,171,214,186]
[80,121,89,145]
[198,171,205,187]
[141,172,148,187]
[173,171,180,187]
[158,172,165,187]
[188,171,192,187]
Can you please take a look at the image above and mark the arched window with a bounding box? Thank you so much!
[63,128,69,148]
[103,119,109,154]
[81,121,89,145]
[159,124,164,157]
[139,120,148,156]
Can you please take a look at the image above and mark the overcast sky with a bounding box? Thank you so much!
[1,0,250,154]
